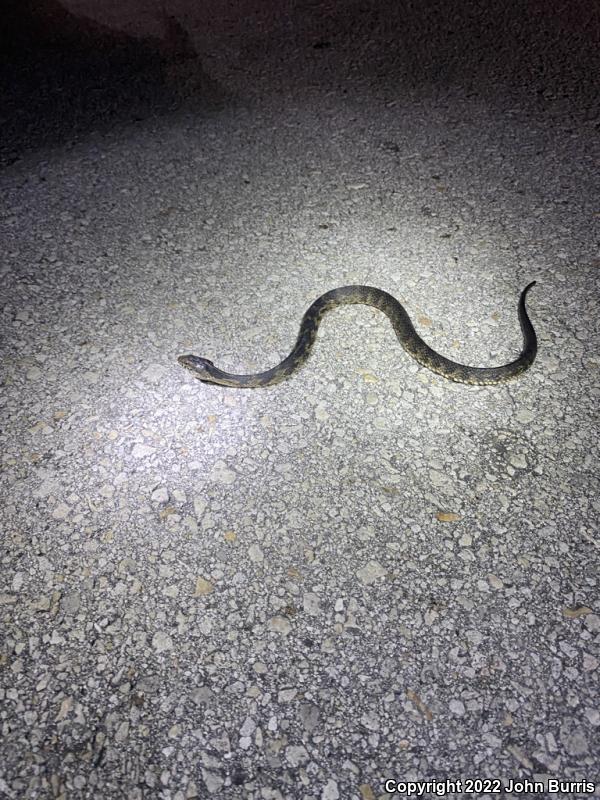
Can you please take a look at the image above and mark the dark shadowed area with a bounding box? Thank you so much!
[2,0,598,164]
[1,0,224,165]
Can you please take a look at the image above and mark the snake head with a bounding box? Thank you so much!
[177,354,215,380]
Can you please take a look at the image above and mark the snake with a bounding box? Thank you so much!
[178,282,537,387]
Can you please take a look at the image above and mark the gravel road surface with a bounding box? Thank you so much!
[1,2,599,798]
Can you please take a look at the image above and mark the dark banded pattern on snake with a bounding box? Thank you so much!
[178,283,537,387]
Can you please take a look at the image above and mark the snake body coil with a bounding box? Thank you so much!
[178,283,537,387]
